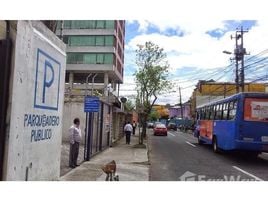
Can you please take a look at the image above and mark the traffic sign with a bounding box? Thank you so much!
[84,96,100,112]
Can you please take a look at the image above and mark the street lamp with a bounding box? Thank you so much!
[223,50,239,93]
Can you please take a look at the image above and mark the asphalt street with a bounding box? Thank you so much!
[148,129,268,181]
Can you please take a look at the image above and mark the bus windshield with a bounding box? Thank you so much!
[244,98,268,122]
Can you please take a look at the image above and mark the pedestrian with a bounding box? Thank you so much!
[69,118,82,168]
[132,120,137,135]
[124,121,133,144]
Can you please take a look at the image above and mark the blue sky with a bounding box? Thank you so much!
[120,20,268,105]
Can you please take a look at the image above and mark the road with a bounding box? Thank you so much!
[148,129,268,181]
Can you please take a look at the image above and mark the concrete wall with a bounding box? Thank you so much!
[62,101,86,144]
[62,100,112,153]
[3,21,66,181]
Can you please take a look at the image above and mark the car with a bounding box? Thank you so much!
[147,122,154,128]
[167,122,177,131]
[153,124,168,136]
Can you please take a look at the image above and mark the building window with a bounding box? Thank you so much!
[84,54,97,64]
[96,20,105,29]
[63,20,96,29]
[96,54,104,64]
[105,20,114,29]
[104,54,113,64]
[67,53,114,64]
[105,36,114,46]
[67,53,83,64]
[65,36,114,46]
[69,36,95,46]
[62,20,116,29]
[96,36,105,46]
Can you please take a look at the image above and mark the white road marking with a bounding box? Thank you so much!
[186,141,196,147]
[168,132,175,137]
[232,166,264,181]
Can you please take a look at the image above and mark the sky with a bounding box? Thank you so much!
[2,0,267,107]
[119,20,268,105]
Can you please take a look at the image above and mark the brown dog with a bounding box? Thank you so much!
[101,160,118,181]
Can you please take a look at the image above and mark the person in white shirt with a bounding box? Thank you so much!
[132,121,137,135]
[124,121,133,144]
[69,118,82,168]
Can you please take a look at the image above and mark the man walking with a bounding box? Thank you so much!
[69,118,82,168]
[124,121,133,144]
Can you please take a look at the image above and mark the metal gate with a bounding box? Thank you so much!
[0,29,12,180]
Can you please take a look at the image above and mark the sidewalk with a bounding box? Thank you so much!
[59,134,149,181]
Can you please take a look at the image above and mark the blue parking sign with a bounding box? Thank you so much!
[34,48,61,111]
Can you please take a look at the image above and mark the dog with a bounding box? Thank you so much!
[101,160,119,181]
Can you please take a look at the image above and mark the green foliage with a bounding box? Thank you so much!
[124,99,134,112]
[134,41,173,115]
[148,111,160,121]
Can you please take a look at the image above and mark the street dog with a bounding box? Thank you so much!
[101,160,119,181]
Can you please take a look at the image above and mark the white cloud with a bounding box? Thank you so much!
[127,31,234,71]
[135,19,227,35]
[123,19,268,105]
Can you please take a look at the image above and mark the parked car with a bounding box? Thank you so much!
[147,122,154,128]
[153,124,168,136]
[167,122,177,131]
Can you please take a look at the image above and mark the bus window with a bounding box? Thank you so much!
[228,101,237,120]
[208,106,211,119]
[205,107,210,120]
[196,111,200,120]
[209,105,215,120]
[222,103,228,120]
[215,104,223,120]
[200,109,204,120]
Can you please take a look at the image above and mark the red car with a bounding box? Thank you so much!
[153,124,168,136]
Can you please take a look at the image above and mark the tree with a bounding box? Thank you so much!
[135,41,172,144]
[148,110,160,121]
[124,99,134,112]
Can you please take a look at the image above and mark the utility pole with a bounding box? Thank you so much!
[231,26,248,93]
[223,83,226,98]
[179,87,183,119]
